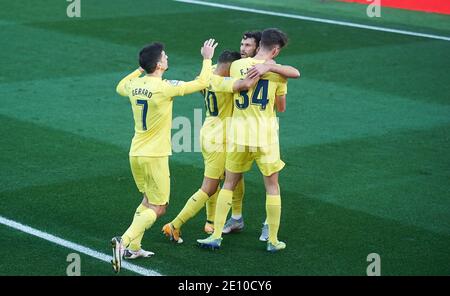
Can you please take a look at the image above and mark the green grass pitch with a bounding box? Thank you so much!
[0,0,449,275]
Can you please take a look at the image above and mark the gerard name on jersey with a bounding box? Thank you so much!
[132,88,153,98]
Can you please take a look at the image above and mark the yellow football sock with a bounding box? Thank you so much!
[172,189,209,229]
[122,204,157,247]
[266,194,281,244]
[128,204,147,250]
[231,178,245,218]
[212,189,233,239]
[206,187,219,223]
[128,232,144,251]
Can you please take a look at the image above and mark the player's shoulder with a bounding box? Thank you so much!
[262,72,287,83]
[231,57,251,68]
[127,76,142,87]
[210,73,223,84]
[210,74,234,90]
[231,58,251,69]
[230,58,252,77]
[211,73,233,82]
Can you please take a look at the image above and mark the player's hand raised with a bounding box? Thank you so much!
[201,38,218,60]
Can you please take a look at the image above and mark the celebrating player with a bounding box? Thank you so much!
[217,31,299,241]
[162,50,258,243]
[197,29,290,252]
[110,39,217,273]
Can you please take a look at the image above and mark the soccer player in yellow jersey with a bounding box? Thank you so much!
[110,39,218,273]
[198,29,290,252]
[161,50,258,243]
[219,31,300,240]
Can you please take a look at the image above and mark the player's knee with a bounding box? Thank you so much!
[201,186,216,197]
[266,185,279,195]
[156,205,167,217]
[201,183,218,196]
[201,178,220,196]
[146,203,166,218]
[264,180,280,195]
[223,172,242,190]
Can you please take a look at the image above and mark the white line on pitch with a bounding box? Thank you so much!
[175,0,450,42]
[0,215,161,276]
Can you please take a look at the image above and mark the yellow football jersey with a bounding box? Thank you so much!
[202,74,238,144]
[229,58,287,147]
[116,59,212,157]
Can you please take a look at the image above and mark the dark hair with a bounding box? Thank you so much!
[139,42,164,73]
[242,31,262,45]
[218,50,241,64]
[260,28,288,50]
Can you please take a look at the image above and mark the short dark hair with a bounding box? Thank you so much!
[218,50,241,64]
[260,28,288,50]
[242,31,262,45]
[139,42,164,73]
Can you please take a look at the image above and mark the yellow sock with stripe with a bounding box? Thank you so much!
[266,194,281,244]
[172,189,209,229]
[212,189,233,239]
[231,178,245,219]
[122,204,157,247]
[206,187,219,223]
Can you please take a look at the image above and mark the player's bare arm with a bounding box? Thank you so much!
[275,95,286,112]
[232,74,260,92]
[247,63,300,79]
